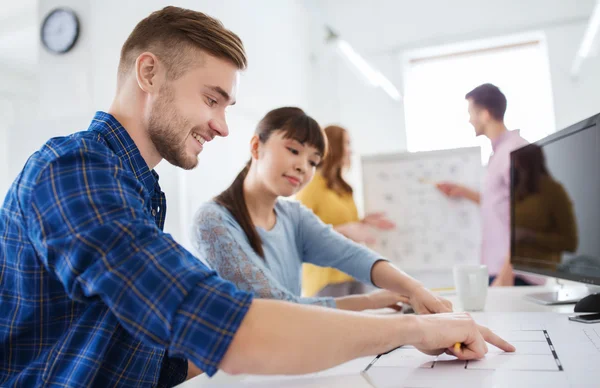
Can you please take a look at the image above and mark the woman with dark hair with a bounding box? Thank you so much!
[192,107,452,313]
[297,125,395,298]
[493,144,578,285]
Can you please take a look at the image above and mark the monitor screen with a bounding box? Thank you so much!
[510,113,600,285]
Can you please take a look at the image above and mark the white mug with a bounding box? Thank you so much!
[453,264,488,311]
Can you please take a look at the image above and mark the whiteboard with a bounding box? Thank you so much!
[361,147,482,282]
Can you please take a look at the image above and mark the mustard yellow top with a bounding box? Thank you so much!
[513,176,578,271]
[296,172,359,296]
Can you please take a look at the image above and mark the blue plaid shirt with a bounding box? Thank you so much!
[0,112,253,387]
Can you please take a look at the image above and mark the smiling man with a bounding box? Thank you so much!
[0,7,514,388]
[0,7,246,387]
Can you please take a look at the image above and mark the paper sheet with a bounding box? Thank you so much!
[178,313,600,388]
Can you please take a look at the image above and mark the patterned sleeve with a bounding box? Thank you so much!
[295,202,385,286]
[192,204,336,308]
[26,149,252,376]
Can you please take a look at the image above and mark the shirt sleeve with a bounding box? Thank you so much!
[26,149,252,377]
[192,204,336,308]
[294,202,384,286]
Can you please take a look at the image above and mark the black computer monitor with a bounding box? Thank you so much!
[510,113,600,304]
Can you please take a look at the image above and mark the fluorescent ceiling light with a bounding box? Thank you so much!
[577,0,600,59]
[327,27,402,101]
[572,0,600,77]
[336,40,381,86]
[377,74,402,101]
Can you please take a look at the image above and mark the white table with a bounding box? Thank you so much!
[178,285,591,387]
[446,285,582,314]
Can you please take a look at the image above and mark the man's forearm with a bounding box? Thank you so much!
[219,299,415,375]
[464,188,481,204]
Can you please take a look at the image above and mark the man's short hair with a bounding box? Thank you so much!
[465,83,507,121]
[118,6,247,83]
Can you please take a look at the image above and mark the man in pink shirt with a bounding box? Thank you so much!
[437,83,541,286]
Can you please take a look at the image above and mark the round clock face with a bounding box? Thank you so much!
[41,8,80,54]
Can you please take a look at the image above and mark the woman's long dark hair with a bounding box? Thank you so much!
[215,107,326,258]
[514,143,550,201]
[319,125,353,195]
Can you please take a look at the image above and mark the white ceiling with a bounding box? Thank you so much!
[0,0,596,76]
[311,0,597,55]
[0,0,38,74]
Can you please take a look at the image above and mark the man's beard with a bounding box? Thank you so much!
[148,85,198,170]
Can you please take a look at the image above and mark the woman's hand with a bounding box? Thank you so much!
[334,290,407,312]
[335,222,377,245]
[362,212,396,230]
[335,213,394,245]
[408,286,453,314]
[364,290,408,311]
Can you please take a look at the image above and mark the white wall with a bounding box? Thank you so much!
[0,98,12,199]
[0,64,38,198]
[546,22,600,130]
[31,0,314,249]
[0,0,38,198]
[307,31,407,216]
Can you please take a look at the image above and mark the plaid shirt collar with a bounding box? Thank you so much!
[88,111,160,194]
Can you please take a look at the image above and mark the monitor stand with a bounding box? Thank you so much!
[524,280,591,305]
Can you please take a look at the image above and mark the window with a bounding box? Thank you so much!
[403,34,556,163]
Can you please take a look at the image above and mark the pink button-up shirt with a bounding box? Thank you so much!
[481,130,529,276]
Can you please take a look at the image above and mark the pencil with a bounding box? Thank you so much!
[363,354,381,372]
[454,342,462,353]
[363,346,403,372]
